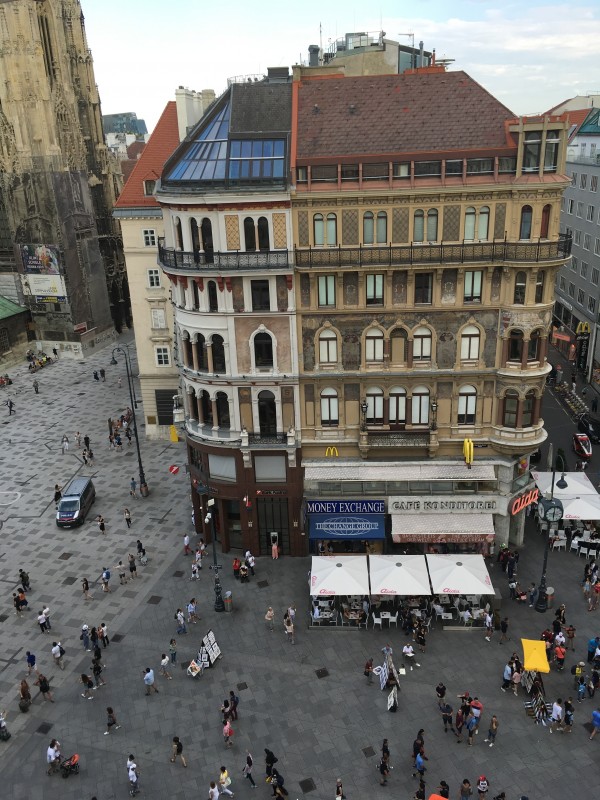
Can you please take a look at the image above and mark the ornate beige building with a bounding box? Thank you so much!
[0,0,127,356]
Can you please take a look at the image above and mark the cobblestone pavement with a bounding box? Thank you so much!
[0,338,598,800]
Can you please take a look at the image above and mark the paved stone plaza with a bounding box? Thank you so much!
[0,337,598,800]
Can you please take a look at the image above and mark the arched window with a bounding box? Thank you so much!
[427,209,438,242]
[197,333,207,371]
[389,387,407,429]
[519,205,533,240]
[464,207,476,240]
[535,271,545,304]
[190,218,200,259]
[540,204,551,238]
[216,391,230,428]
[363,211,374,244]
[458,385,477,425]
[201,218,213,263]
[376,211,387,243]
[313,213,324,246]
[257,217,270,250]
[365,328,384,362]
[528,329,541,361]
[200,390,212,425]
[366,387,384,424]
[258,390,277,436]
[478,206,490,240]
[326,213,337,246]
[174,217,183,250]
[319,329,338,364]
[514,271,527,304]
[390,328,407,365]
[207,280,218,312]
[320,388,339,426]
[413,209,425,242]
[508,329,524,362]
[244,217,256,251]
[192,279,200,310]
[522,390,536,427]
[503,390,519,428]
[254,332,273,368]
[411,385,430,425]
[212,334,226,373]
[460,325,480,360]
[413,326,432,360]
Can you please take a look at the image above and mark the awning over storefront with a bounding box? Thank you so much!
[369,554,431,596]
[310,555,370,596]
[303,460,496,482]
[426,554,494,595]
[391,513,495,544]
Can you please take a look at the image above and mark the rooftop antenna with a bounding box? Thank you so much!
[319,21,323,66]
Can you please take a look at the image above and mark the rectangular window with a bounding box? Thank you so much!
[150,308,166,329]
[208,453,236,481]
[584,233,591,250]
[574,230,582,245]
[464,270,483,303]
[572,256,578,272]
[155,388,179,426]
[498,156,517,173]
[311,165,337,182]
[445,159,463,175]
[366,335,384,362]
[392,162,410,178]
[523,131,542,171]
[466,158,493,174]
[568,282,575,297]
[366,273,384,305]
[413,334,432,359]
[567,198,574,214]
[143,229,156,246]
[458,393,476,425]
[559,276,566,290]
[595,239,600,256]
[414,161,441,176]
[254,454,286,482]
[147,268,161,288]
[362,163,388,180]
[571,172,578,187]
[588,205,595,221]
[544,132,560,172]
[581,173,588,189]
[589,296,597,314]
[581,262,588,279]
[317,275,336,306]
[143,180,156,196]
[251,279,270,311]
[591,175,598,193]
[341,164,359,181]
[592,144,597,158]
[578,288,585,305]
[414,273,433,304]
[155,346,170,366]
[593,268,600,286]
[577,202,584,218]
[297,166,308,183]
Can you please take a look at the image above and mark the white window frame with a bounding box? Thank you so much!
[413,326,432,360]
[320,388,339,426]
[318,275,336,307]
[318,330,338,364]
[458,386,477,425]
[155,346,170,366]
[143,228,157,247]
[150,308,166,329]
[460,325,480,360]
[147,268,161,288]
[365,329,384,362]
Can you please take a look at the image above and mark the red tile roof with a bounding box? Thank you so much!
[562,108,594,141]
[295,71,517,161]
[115,102,179,209]
[127,141,146,160]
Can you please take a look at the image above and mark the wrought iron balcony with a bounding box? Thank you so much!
[366,429,431,447]
[158,239,289,271]
[295,234,571,269]
[246,432,289,446]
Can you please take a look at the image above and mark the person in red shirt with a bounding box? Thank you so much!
[469,697,484,734]
[554,644,567,670]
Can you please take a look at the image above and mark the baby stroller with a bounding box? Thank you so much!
[60,753,80,778]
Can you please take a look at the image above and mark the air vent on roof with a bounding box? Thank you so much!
[349,104,356,114]
[314,104,320,113]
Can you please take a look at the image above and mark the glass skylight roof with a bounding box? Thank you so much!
[166,102,230,182]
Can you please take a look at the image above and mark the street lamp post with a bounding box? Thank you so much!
[110,346,148,497]
[360,400,368,432]
[205,498,225,612]
[431,398,438,431]
[535,454,567,613]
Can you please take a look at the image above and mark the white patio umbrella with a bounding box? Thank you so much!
[560,494,600,520]
[368,554,431,596]
[309,555,370,596]
[531,470,597,497]
[426,554,494,596]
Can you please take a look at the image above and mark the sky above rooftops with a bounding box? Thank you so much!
[84,0,600,134]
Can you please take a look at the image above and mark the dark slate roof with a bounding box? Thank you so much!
[0,295,27,320]
[296,70,517,159]
[229,81,291,134]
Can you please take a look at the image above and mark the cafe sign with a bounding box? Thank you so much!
[510,488,539,516]
[389,495,505,514]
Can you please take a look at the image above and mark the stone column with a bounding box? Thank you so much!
[191,338,199,371]
[521,339,529,370]
[206,343,214,373]
[515,397,524,429]
[197,393,204,425]
[407,339,414,368]
[211,399,219,431]
[501,337,509,367]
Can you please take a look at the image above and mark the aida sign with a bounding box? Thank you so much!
[510,488,539,516]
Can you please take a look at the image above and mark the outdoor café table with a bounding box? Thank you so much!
[379,611,391,625]
[441,612,454,621]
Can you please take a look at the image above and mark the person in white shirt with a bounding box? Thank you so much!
[555,631,566,647]
[403,643,421,670]
[550,698,564,732]
[208,781,219,800]
[127,755,140,794]
[484,612,494,642]
[312,604,321,621]
[37,611,48,634]
[187,599,198,624]
[46,739,60,775]
[183,533,191,556]
[51,641,64,670]
[42,605,51,630]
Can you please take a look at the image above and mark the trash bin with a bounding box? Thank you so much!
[224,591,233,612]
[546,587,555,609]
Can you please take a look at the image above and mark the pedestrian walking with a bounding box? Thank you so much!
[170,736,187,767]
[336,778,346,799]
[60,434,69,454]
[229,690,239,720]
[33,379,39,393]
[565,624,576,651]
[439,700,456,733]
[128,553,137,579]
[243,750,256,787]
[101,567,111,592]
[128,755,140,796]
[183,532,191,555]
[590,707,600,739]
[499,617,509,643]
[143,667,159,695]
[379,753,391,785]
[414,778,426,800]
[124,508,132,528]
[219,766,234,796]
[46,738,60,774]
[190,562,199,581]
[118,376,122,388]
[26,650,36,675]
[484,611,494,641]
[117,560,128,585]
[549,698,564,732]
[99,367,105,382]
[51,641,65,670]
[92,659,106,688]
[6,398,15,415]
[501,661,513,691]
[466,713,478,746]
[412,750,425,779]
[476,776,489,798]
[208,781,220,800]
[18,568,31,591]
[104,705,121,735]
[403,642,421,669]
[455,707,465,742]
[34,672,54,702]
[81,624,91,650]
[484,715,499,747]
[265,748,278,778]
[37,609,49,634]
[271,537,279,559]
[13,593,22,616]
[265,606,275,630]
[82,448,89,465]
[175,608,187,635]
[381,738,391,767]
[96,515,106,534]
[53,483,62,509]
[80,672,94,699]
[460,778,473,799]
[511,667,522,696]
[187,598,198,624]
[84,434,90,451]
[435,781,450,798]
[160,653,172,679]
[223,718,233,747]
[436,681,447,701]
[284,612,295,644]
[82,577,93,600]
[129,477,137,498]
[169,638,177,664]
[364,657,374,684]
[75,431,81,448]
[93,370,99,382]
[564,697,574,732]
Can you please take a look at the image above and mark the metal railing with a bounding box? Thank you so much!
[295,235,571,268]
[246,432,288,446]
[158,239,289,271]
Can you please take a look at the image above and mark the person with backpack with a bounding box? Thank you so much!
[92,659,106,688]
[51,641,65,670]
[101,567,111,593]
[270,768,288,797]
[228,690,239,720]
[264,748,278,778]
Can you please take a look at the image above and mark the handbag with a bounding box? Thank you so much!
[224,777,232,787]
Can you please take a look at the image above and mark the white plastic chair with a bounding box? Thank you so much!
[552,539,566,552]
[372,613,382,630]
[388,612,398,628]
[570,538,580,553]
[579,545,589,558]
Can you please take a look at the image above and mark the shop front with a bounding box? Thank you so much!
[306,499,386,554]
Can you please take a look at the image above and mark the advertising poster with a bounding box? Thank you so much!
[21,273,67,303]
[20,243,60,274]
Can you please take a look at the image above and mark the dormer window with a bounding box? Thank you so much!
[144,180,156,196]
[523,131,542,172]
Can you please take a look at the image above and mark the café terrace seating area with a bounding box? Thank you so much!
[308,554,496,629]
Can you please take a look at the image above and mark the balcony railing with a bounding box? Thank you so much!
[367,430,430,447]
[246,432,288,446]
[158,239,289,271]
[295,235,571,268]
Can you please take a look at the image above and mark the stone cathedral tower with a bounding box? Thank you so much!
[0,0,128,357]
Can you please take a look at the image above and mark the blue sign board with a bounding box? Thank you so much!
[307,500,386,540]
[306,500,385,515]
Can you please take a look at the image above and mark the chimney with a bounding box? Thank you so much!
[308,44,320,67]
[419,41,424,68]
[175,87,215,141]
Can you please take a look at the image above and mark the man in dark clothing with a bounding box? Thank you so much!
[84,435,90,451]
[439,701,456,733]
